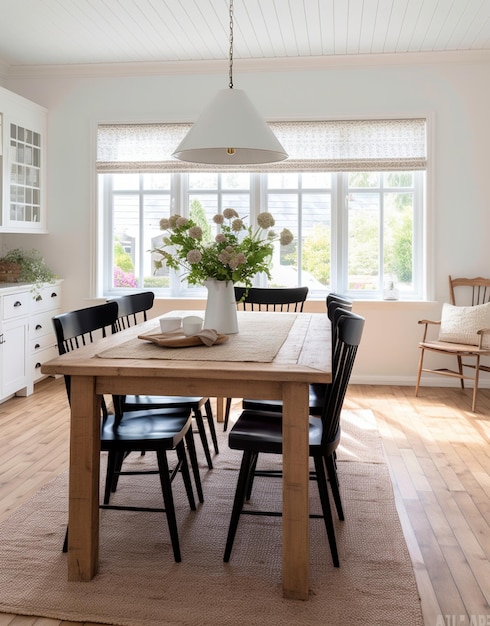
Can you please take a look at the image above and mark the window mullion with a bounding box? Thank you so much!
[334,173,349,294]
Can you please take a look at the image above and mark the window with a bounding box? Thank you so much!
[97,119,427,300]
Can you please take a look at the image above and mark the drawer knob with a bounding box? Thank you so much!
[34,343,41,350]
[35,324,43,330]
[35,362,42,369]
[14,300,22,308]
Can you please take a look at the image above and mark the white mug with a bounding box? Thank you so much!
[182,315,203,336]
[159,316,182,333]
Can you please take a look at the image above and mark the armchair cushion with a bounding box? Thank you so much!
[438,302,490,347]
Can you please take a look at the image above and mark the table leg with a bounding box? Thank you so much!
[67,376,100,581]
[216,397,225,423]
[282,381,310,600]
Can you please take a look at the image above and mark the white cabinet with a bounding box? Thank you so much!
[0,281,62,402]
[29,283,62,384]
[0,86,48,233]
[0,289,30,399]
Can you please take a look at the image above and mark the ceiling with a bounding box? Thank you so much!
[0,0,489,70]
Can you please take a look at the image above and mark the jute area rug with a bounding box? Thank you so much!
[0,409,423,626]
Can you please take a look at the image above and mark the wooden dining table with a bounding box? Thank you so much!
[41,310,331,600]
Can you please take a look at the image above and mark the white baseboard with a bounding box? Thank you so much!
[349,374,490,389]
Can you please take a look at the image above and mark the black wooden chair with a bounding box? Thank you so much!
[222,286,309,430]
[223,308,365,568]
[234,286,309,312]
[53,302,199,562]
[108,292,219,470]
[241,293,353,417]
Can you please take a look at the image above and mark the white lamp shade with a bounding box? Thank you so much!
[172,88,288,165]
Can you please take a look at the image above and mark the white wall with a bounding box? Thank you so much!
[2,52,490,386]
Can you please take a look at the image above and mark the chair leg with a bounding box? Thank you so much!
[156,449,182,563]
[104,451,120,504]
[185,428,204,503]
[62,525,68,552]
[415,347,424,397]
[457,355,465,389]
[193,408,214,469]
[313,455,339,567]
[325,454,344,521]
[204,399,219,455]
[175,440,196,511]
[224,450,254,562]
[472,356,481,412]
[223,397,232,431]
[245,452,259,501]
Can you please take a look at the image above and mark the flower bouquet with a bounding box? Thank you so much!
[152,208,293,289]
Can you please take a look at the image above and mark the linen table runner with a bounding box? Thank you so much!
[96,313,296,363]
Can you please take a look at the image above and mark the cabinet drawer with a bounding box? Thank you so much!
[2,291,31,320]
[31,346,58,382]
[31,333,55,354]
[32,284,61,313]
[30,310,56,339]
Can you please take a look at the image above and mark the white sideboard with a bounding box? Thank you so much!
[0,280,62,402]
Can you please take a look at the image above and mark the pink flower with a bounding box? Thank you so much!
[186,249,202,264]
[189,226,203,239]
[257,212,275,229]
[223,208,239,219]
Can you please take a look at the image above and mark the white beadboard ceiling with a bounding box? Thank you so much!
[0,0,489,70]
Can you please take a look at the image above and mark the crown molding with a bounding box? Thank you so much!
[3,49,490,80]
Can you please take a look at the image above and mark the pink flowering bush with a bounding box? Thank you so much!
[152,208,293,288]
[113,266,137,288]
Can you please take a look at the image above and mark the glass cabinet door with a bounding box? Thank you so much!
[9,122,42,225]
[0,86,47,233]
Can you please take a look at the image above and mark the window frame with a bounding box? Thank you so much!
[98,169,426,301]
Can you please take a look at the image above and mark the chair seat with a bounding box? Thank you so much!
[228,410,330,454]
[419,339,490,354]
[102,409,192,449]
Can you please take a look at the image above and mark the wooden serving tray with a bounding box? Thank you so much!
[138,331,229,348]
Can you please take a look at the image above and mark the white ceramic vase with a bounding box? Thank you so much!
[203,279,239,334]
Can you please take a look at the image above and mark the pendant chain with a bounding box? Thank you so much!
[228,0,234,89]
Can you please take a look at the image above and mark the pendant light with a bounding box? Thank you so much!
[172,0,288,165]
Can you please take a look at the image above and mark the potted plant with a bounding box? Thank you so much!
[0,248,57,294]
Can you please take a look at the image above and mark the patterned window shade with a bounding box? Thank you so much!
[97,118,427,173]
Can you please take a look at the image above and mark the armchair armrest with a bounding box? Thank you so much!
[477,327,490,348]
[417,319,441,342]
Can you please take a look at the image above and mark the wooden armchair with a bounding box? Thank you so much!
[415,276,490,412]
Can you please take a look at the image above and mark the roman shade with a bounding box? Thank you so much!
[97,118,427,173]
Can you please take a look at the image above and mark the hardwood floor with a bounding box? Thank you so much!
[0,377,489,625]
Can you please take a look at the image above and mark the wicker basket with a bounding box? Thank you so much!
[0,262,21,283]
